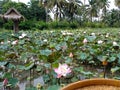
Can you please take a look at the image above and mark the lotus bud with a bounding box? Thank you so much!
[69,52,73,58]
[3,78,8,86]
[83,38,87,44]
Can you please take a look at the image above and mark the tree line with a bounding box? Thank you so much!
[0,0,120,30]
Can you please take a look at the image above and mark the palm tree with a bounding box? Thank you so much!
[114,0,120,21]
[63,0,83,21]
[51,0,69,21]
[115,0,120,9]
[87,0,98,22]
[38,0,49,22]
[38,0,67,21]
[49,0,67,21]
[97,0,109,18]
[82,0,89,22]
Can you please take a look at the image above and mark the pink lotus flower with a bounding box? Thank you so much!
[69,52,73,58]
[54,63,71,78]
[83,38,87,44]
[46,69,49,74]
[3,78,8,86]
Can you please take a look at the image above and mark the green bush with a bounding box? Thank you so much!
[3,20,13,30]
[19,20,36,30]
[84,22,107,28]
[113,22,120,27]
[57,21,69,29]
[69,21,79,29]
[48,20,78,29]
[0,18,4,28]
[35,21,49,30]
[48,21,59,29]
[35,21,79,30]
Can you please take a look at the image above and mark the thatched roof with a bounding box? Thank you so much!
[3,8,24,21]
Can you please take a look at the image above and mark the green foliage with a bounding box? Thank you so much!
[47,85,61,90]
[1,72,18,87]
[0,0,120,30]
[35,21,49,30]
[3,72,12,79]
[0,18,4,28]
[103,9,120,27]
[28,0,46,21]
[0,29,120,89]
[84,22,107,28]
[9,78,18,87]
[48,21,68,29]
[40,49,52,57]
[34,21,79,30]
[25,86,37,90]
[111,66,120,74]
[3,20,13,30]
[69,21,79,29]
[19,20,36,30]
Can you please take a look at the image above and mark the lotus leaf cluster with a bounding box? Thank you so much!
[0,29,120,89]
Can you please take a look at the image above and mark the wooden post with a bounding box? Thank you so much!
[13,20,19,33]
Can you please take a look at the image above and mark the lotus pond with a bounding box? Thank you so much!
[0,28,120,90]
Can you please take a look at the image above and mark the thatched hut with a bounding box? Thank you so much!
[1,8,24,33]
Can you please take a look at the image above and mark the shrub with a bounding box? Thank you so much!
[69,21,79,29]
[35,21,49,30]
[48,21,59,29]
[19,20,36,30]
[84,22,107,28]
[49,21,69,29]
[0,18,4,28]
[3,20,13,30]
[113,22,120,27]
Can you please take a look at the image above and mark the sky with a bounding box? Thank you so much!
[12,0,118,10]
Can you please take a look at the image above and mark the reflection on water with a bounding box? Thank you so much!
[0,67,45,90]
[18,81,27,90]
[18,76,44,90]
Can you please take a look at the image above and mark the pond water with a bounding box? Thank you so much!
[0,76,44,90]
[0,65,113,90]
[18,76,44,90]
[0,68,45,90]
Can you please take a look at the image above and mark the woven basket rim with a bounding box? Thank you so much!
[61,78,120,90]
